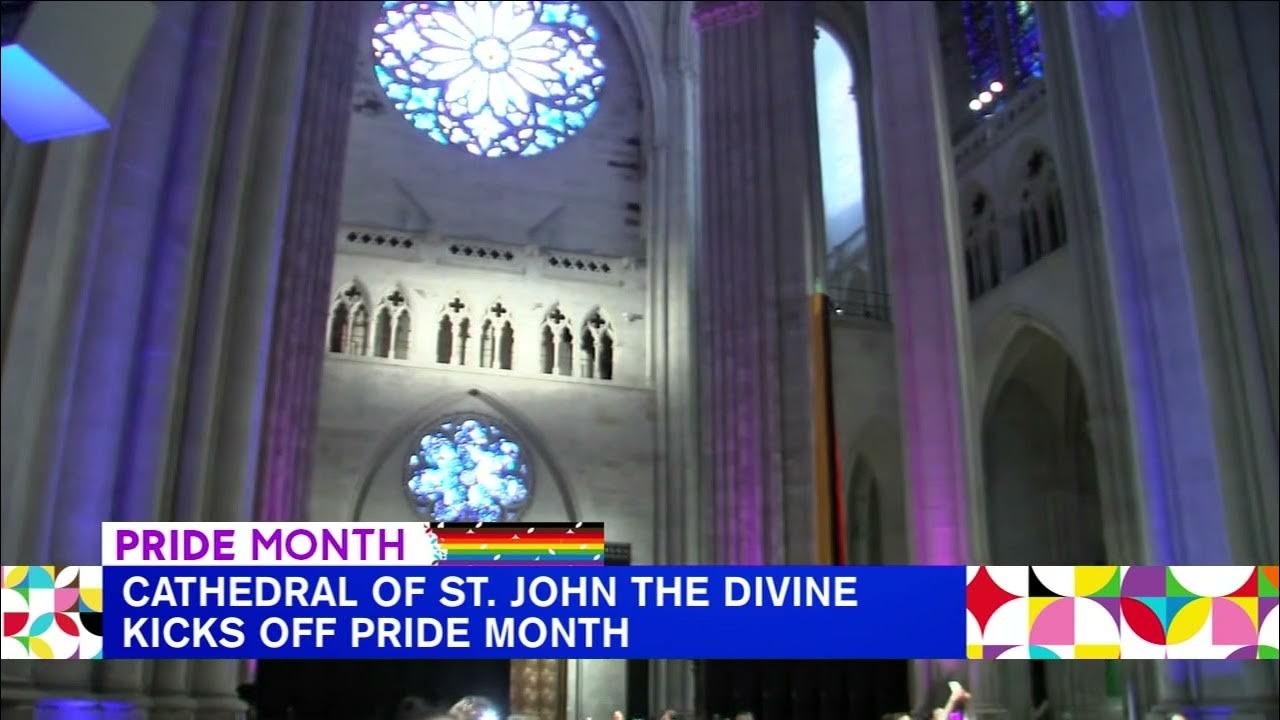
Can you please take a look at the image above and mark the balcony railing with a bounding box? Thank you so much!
[829,287,891,323]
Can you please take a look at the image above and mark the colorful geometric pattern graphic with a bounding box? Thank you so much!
[967,566,1279,660]
[429,522,604,565]
[2,566,103,660]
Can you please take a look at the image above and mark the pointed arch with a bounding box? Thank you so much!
[961,183,1002,299]
[330,281,373,355]
[372,288,412,360]
[1009,143,1066,268]
[350,389,584,523]
[838,417,908,566]
[580,308,616,381]
[328,303,349,353]
[846,453,884,565]
[438,296,471,366]
[479,301,514,370]
[557,327,573,376]
[980,322,1107,566]
[374,307,392,357]
[349,305,369,355]
[394,310,411,359]
[541,305,573,376]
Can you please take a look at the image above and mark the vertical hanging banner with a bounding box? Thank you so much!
[0,523,1276,661]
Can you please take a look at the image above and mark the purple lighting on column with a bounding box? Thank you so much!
[895,290,971,566]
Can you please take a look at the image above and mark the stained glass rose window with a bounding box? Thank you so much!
[406,417,531,521]
[372,1,606,157]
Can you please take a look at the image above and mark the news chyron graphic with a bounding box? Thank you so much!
[1,523,1277,662]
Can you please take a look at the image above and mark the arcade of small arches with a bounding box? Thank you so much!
[961,146,1066,301]
[327,283,617,381]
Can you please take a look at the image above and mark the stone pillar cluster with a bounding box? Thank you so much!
[0,1,358,717]
[693,0,824,566]
[1062,1,1279,715]
[256,1,362,523]
[863,2,999,714]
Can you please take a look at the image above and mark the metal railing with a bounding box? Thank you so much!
[828,287,891,323]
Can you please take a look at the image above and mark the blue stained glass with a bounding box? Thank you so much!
[405,417,531,522]
[1006,1,1043,86]
[961,0,1002,96]
[372,1,606,158]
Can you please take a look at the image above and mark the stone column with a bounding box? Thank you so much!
[864,2,999,715]
[1035,4,1141,717]
[256,0,361,523]
[650,10,701,718]
[1064,1,1279,715]
[0,0,355,716]
[694,0,823,566]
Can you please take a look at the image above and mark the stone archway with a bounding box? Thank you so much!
[981,325,1114,717]
[846,454,884,565]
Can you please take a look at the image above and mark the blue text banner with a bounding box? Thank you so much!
[102,566,966,660]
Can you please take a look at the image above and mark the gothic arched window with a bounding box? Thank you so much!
[814,26,868,286]
[437,315,454,364]
[963,188,1001,299]
[373,290,411,360]
[372,1,606,158]
[541,306,572,375]
[330,284,370,355]
[375,308,393,358]
[394,310,412,360]
[958,1,1044,114]
[580,310,614,380]
[540,325,555,374]
[479,302,513,370]
[962,0,1003,97]
[1006,1,1043,87]
[405,416,531,522]
[329,304,350,353]
[438,297,471,365]
[1017,148,1064,268]
[349,306,370,356]
[498,321,514,371]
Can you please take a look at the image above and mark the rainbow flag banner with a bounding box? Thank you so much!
[429,522,604,565]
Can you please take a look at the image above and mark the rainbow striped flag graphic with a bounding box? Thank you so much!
[427,522,604,565]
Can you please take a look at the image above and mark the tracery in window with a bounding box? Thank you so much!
[963,189,1002,300]
[540,306,572,375]
[405,416,531,522]
[579,309,613,380]
[374,290,412,359]
[350,306,370,355]
[372,1,606,158]
[1006,1,1043,87]
[479,302,513,370]
[329,284,371,355]
[962,1,1002,99]
[958,1,1043,114]
[437,297,471,365]
[1018,148,1065,268]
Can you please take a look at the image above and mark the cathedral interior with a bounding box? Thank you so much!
[0,0,1277,718]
